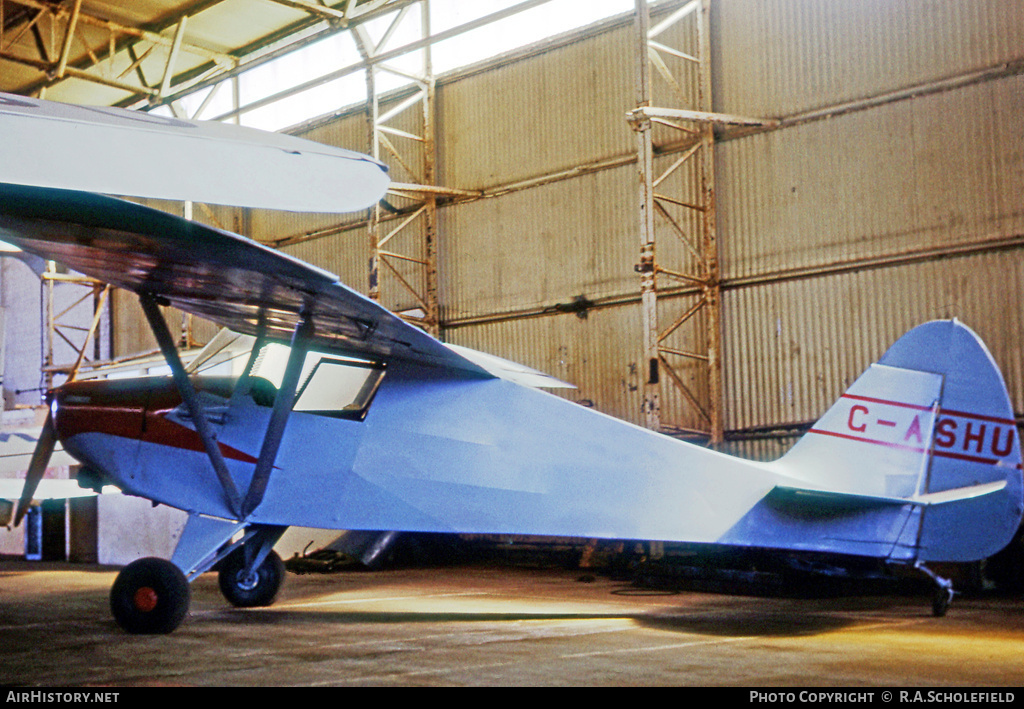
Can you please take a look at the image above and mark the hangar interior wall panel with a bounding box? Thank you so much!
[1,260,43,407]
[713,0,1024,118]
[717,74,1024,282]
[436,22,636,190]
[438,164,638,319]
[281,228,374,302]
[446,302,644,426]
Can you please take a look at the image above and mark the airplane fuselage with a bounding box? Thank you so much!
[53,355,928,563]
[51,320,1024,569]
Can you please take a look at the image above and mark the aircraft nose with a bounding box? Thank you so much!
[51,378,154,443]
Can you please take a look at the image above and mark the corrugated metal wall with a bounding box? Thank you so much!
[718,77,1024,280]
[714,0,1024,118]
[436,22,636,189]
[110,0,1024,463]
[712,0,1024,458]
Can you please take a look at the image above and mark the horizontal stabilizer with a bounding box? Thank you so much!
[769,479,1008,514]
[909,480,1008,506]
[767,486,915,513]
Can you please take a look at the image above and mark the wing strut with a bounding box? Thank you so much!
[240,313,313,518]
[139,292,243,518]
[142,293,311,521]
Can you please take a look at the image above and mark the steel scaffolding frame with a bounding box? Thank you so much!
[0,0,237,101]
[630,0,775,444]
[41,263,109,388]
[355,1,440,335]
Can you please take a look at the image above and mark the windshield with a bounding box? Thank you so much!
[188,329,384,420]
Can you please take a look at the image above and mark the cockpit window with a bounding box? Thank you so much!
[185,329,255,376]
[186,330,385,420]
[249,343,384,420]
[292,358,384,419]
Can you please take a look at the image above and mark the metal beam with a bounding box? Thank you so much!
[3,0,234,97]
[207,0,554,122]
[54,0,82,79]
[634,0,660,432]
[629,106,779,128]
[160,16,189,98]
[9,0,232,63]
[442,232,1024,331]
[266,0,349,22]
[360,0,441,335]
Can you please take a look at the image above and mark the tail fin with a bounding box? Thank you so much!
[773,320,1023,563]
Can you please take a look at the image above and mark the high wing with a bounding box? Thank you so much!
[0,91,389,213]
[0,183,489,375]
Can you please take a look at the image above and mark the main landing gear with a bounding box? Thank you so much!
[109,540,286,634]
[109,304,305,634]
[218,547,286,608]
[110,557,190,634]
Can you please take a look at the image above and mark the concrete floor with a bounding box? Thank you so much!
[1,559,1023,687]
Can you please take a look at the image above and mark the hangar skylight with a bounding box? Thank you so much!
[166,0,633,132]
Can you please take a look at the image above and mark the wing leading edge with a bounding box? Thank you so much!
[0,183,488,375]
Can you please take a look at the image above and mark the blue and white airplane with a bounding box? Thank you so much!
[0,92,1020,633]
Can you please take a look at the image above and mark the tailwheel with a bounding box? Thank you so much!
[110,557,190,634]
[218,547,285,608]
[915,561,954,617]
[932,583,954,617]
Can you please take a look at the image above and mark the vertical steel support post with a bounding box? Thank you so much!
[421,1,440,337]
[364,42,381,303]
[181,200,195,347]
[634,0,660,432]
[631,0,724,445]
[361,0,440,336]
[697,0,723,445]
[43,261,55,391]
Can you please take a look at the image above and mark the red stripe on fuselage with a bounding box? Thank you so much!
[143,412,259,465]
[54,378,259,466]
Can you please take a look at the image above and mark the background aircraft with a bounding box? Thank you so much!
[0,92,1021,633]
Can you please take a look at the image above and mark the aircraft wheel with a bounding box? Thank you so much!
[110,557,190,634]
[218,548,285,607]
[931,585,954,617]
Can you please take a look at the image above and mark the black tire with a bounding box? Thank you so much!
[218,548,285,607]
[932,585,954,617]
[110,557,190,634]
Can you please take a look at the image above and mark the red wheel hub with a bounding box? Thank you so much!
[133,586,158,612]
